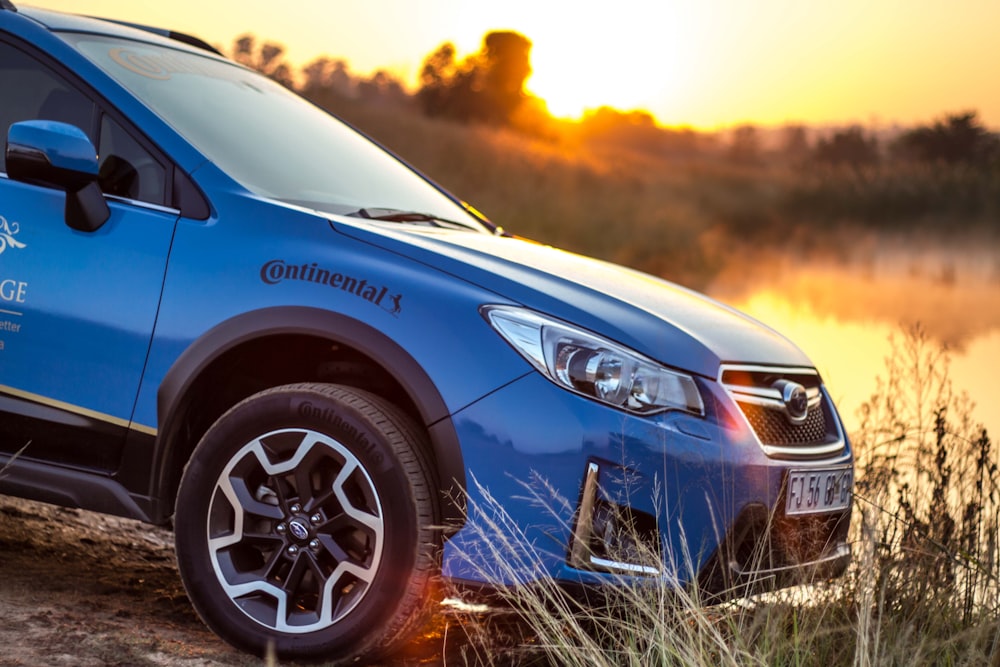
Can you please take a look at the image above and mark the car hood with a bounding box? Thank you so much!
[333,220,812,378]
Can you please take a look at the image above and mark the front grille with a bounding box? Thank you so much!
[720,364,844,459]
[738,401,828,446]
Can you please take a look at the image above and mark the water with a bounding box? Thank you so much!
[708,248,1000,438]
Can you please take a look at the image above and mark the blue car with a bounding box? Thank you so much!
[0,2,853,662]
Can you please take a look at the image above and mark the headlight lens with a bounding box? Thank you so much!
[484,305,704,416]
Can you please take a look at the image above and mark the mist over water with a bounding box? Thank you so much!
[708,243,1000,437]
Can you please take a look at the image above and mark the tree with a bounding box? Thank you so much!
[728,124,760,164]
[357,70,408,107]
[416,31,533,126]
[416,42,460,117]
[301,57,354,98]
[780,124,810,163]
[479,31,532,124]
[813,126,880,167]
[895,111,999,165]
[231,34,294,88]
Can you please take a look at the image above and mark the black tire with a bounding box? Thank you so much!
[174,383,439,663]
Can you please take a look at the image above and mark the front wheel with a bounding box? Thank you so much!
[174,383,439,662]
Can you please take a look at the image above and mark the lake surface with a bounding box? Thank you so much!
[707,245,1000,438]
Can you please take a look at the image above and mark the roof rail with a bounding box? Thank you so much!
[0,0,17,12]
[97,19,223,56]
[164,29,223,55]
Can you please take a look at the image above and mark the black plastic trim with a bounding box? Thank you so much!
[0,391,114,430]
[150,306,466,524]
[0,454,151,522]
[172,166,210,219]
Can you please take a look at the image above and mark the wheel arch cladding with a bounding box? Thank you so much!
[151,306,466,526]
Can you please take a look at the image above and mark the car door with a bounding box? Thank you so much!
[0,39,176,472]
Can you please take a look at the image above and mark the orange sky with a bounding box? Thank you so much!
[22,0,1000,129]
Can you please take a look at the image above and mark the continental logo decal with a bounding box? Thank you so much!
[0,216,26,255]
[109,47,218,81]
[260,259,402,316]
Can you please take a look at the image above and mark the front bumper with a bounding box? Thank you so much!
[440,371,853,597]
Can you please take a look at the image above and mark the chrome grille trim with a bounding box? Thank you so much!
[728,384,822,411]
[719,364,846,460]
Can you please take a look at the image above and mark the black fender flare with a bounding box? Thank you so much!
[150,305,465,524]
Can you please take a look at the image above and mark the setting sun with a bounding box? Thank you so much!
[482,5,700,119]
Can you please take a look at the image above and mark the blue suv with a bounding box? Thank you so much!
[0,3,853,662]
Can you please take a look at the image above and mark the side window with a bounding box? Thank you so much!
[0,41,96,172]
[1,41,167,206]
[99,114,166,204]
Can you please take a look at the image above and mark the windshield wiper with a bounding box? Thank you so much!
[347,207,478,231]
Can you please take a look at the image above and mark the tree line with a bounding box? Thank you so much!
[738,112,1000,168]
[230,32,1000,169]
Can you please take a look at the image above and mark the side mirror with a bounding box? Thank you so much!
[6,120,110,232]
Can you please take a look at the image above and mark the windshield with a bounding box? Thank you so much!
[62,33,486,230]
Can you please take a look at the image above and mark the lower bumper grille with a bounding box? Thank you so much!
[698,504,852,600]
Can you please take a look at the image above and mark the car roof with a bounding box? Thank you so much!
[8,3,222,56]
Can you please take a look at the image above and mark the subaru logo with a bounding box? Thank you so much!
[288,519,310,541]
[774,380,809,424]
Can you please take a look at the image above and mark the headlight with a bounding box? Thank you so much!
[483,305,704,416]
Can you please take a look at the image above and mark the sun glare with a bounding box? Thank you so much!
[498,4,699,121]
[527,49,652,119]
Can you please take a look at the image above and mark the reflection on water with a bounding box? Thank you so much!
[710,253,1000,438]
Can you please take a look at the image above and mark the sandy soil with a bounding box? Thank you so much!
[0,495,515,667]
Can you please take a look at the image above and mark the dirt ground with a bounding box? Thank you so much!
[0,495,515,667]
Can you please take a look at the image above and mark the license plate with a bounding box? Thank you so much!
[785,466,853,515]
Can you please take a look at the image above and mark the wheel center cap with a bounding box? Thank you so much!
[288,518,310,541]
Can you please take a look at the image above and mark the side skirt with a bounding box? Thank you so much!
[0,454,153,523]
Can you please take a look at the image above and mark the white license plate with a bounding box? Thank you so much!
[785,466,853,515]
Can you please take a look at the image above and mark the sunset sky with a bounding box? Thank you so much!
[22,0,1000,129]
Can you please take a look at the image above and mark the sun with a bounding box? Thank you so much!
[482,3,700,121]
[527,46,653,119]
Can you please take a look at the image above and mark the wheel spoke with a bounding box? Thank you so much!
[229,477,285,521]
[332,460,383,535]
[282,552,313,596]
[317,533,351,565]
[319,560,378,623]
[293,449,322,510]
[260,546,287,582]
[304,487,336,514]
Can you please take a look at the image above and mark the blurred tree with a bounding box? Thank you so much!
[813,126,880,167]
[417,31,533,126]
[416,42,461,117]
[232,34,294,88]
[780,124,810,163]
[580,106,657,138]
[299,57,410,111]
[895,111,999,165]
[301,57,354,98]
[575,107,698,156]
[479,31,533,124]
[728,124,760,164]
[357,70,409,107]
